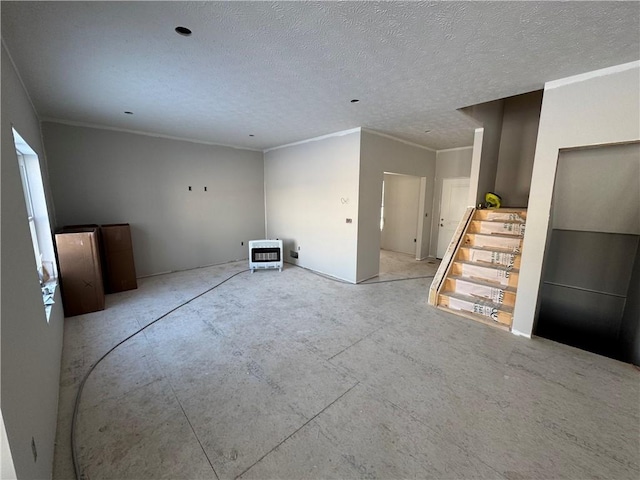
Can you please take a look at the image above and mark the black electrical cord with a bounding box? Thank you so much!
[360,274,435,284]
[70,264,434,479]
[71,268,249,480]
[291,262,434,285]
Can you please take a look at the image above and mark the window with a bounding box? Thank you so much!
[16,150,42,268]
[12,128,57,321]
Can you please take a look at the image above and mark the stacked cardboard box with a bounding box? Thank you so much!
[100,224,137,293]
[55,227,105,317]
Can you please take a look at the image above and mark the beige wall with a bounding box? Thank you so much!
[357,130,436,281]
[381,173,421,256]
[43,122,265,277]
[1,44,65,480]
[264,130,361,282]
[513,61,640,337]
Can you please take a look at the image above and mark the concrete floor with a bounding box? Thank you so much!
[53,251,639,479]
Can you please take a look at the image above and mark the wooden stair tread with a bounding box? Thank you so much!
[440,291,514,313]
[436,305,512,331]
[466,232,524,240]
[454,260,519,273]
[472,218,526,224]
[460,245,521,254]
[448,275,517,292]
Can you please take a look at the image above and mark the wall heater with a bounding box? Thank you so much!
[249,239,283,272]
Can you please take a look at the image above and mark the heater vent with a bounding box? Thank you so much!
[249,240,283,272]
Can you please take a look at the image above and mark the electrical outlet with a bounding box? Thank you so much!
[31,437,37,463]
[204,186,208,192]
[346,218,353,224]
[188,186,192,191]
[414,238,417,243]
[290,250,298,259]
[241,241,244,246]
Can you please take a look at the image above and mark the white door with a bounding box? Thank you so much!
[437,178,470,258]
[381,174,421,256]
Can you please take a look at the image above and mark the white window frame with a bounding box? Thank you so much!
[17,150,43,269]
[13,128,58,322]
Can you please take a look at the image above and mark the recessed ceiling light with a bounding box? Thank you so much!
[175,26,192,36]
[249,134,255,137]
[124,111,133,115]
[350,99,359,103]
[424,130,431,133]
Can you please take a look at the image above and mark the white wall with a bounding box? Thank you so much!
[1,411,17,479]
[357,130,436,281]
[429,147,473,257]
[42,122,265,277]
[1,44,65,480]
[513,61,640,337]
[264,130,361,282]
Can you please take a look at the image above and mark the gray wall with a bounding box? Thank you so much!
[429,147,473,257]
[620,243,640,365]
[357,130,436,281]
[494,91,543,207]
[465,99,504,206]
[552,143,640,234]
[466,91,542,208]
[42,122,265,277]
[264,130,361,282]
[1,44,65,480]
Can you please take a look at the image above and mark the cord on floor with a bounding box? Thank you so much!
[71,269,249,480]
[70,263,433,480]
[292,263,434,284]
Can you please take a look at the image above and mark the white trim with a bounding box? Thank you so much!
[264,127,361,153]
[362,128,436,152]
[546,60,640,90]
[436,145,473,154]
[40,117,263,152]
[511,328,531,339]
[2,39,40,121]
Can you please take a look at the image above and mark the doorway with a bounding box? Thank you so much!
[437,178,470,258]
[380,173,421,257]
[536,142,640,365]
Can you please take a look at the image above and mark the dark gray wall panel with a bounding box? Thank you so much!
[543,230,638,296]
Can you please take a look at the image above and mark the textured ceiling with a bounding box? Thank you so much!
[2,1,639,151]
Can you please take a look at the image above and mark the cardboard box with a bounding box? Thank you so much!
[100,224,137,293]
[55,228,105,317]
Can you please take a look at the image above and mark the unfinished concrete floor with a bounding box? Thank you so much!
[53,252,639,479]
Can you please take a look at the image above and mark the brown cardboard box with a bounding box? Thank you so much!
[100,224,137,293]
[55,228,105,317]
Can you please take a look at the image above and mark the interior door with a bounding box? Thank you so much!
[437,178,470,258]
[381,174,421,256]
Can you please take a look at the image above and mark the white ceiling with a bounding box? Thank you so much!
[2,1,639,151]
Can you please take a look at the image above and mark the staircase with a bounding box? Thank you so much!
[429,208,527,331]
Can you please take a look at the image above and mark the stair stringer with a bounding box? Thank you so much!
[428,207,475,305]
